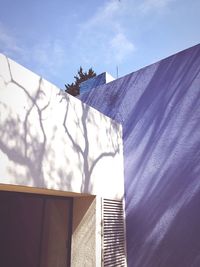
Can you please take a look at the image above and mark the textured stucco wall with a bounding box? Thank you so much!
[71,196,101,267]
[80,44,200,267]
[0,54,124,200]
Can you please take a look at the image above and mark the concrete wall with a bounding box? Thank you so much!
[80,44,200,267]
[40,198,71,267]
[71,196,101,267]
[0,54,124,200]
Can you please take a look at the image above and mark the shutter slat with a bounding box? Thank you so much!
[102,199,126,266]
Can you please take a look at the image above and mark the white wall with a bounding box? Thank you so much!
[0,54,124,200]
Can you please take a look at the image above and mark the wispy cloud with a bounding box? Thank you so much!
[31,40,66,77]
[0,0,175,85]
[81,0,121,30]
[77,0,135,65]
[139,0,173,14]
[76,0,174,66]
[0,23,23,56]
[110,32,135,63]
[0,21,67,81]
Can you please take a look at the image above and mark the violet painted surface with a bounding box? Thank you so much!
[79,72,112,94]
[80,44,200,267]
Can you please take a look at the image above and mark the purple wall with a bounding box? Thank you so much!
[79,72,107,94]
[80,44,200,266]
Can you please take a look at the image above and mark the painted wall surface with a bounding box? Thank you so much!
[71,196,101,267]
[79,72,115,95]
[0,54,124,200]
[80,44,200,266]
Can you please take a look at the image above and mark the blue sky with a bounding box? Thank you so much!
[0,0,200,88]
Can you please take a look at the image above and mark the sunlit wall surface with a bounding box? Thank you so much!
[0,54,124,200]
[80,44,200,267]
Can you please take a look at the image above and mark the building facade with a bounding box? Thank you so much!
[1,43,200,267]
[80,44,200,267]
[0,54,126,266]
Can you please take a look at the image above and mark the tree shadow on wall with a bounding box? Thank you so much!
[0,56,120,195]
[60,91,120,194]
[123,47,200,267]
[79,44,200,267]
[0,60,49,187]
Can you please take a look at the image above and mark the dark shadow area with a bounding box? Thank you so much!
[0,191,72,267]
